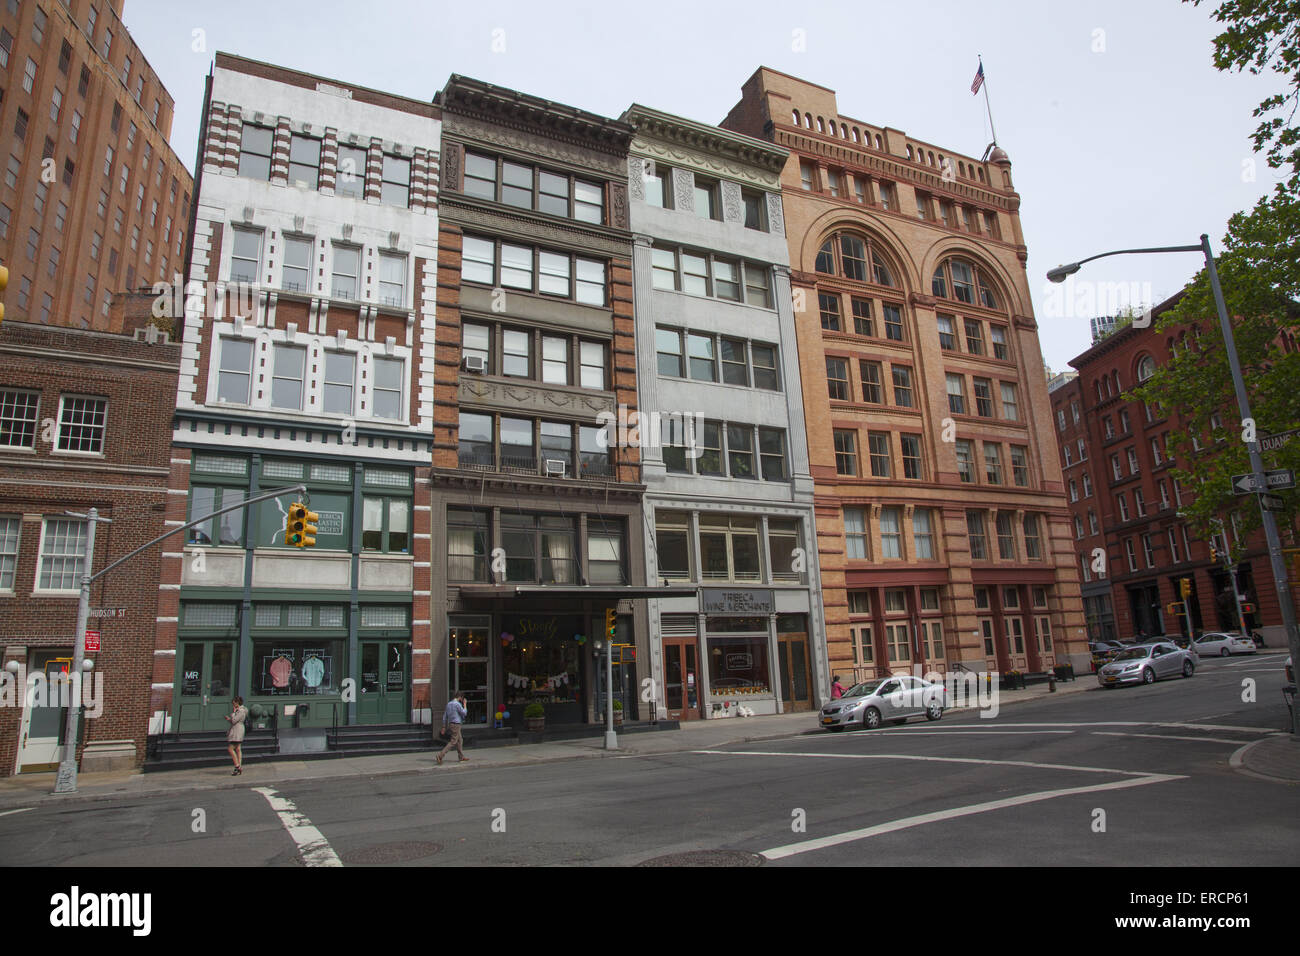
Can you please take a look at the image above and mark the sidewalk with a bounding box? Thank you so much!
[0,674,1105,810]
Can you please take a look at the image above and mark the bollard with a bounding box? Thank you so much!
[1048,672,1057,692]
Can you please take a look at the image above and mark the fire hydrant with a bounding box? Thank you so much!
[1048,672,1057,692]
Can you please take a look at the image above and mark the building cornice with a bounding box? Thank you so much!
[622,104,788,175]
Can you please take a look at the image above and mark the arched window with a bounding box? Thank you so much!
[815,231,896,287]
[958,162,966,178]
[978,168,985,183]
[928,150,935,166]
[853,128,861,144]
[841,123,848,138]
[906,144,914,160]
[817,116,826,133]
[1137,355,1155,382]
[792,110,801,127]
[875,134,883,149]
[932,257,1000,309]
[805,112,813,128]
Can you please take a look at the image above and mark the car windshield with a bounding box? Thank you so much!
[1113,647,1150,662]
[843,680,887,697]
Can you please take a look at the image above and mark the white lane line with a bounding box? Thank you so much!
[690,749,1163,777]
[760,773,1183,860]
[978,721,1279,733]
[1091,731,1246,745]
[252,787,343,867]
[0,807,33,818]
[858,730,1073,736]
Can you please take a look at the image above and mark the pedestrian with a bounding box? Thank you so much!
[225,696,247,776]
[437,693,469,765]
[831,675,846,699]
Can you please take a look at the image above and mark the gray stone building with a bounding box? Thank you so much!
[622,104,826,719]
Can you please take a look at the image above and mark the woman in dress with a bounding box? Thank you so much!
[225,696,248,776]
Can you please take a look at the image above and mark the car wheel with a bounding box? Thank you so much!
[1220,647,1230,657]
[926,703,943,721]
[1142,667,1155,684]
[862,707,881,730]
[1182,660,1194,678]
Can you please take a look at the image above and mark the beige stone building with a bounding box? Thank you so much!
[723,68,1087,680]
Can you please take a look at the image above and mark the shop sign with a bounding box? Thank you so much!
[701,589,773,615]
[315,511,344,536]
[726,652,753,670]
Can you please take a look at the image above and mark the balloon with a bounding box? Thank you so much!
[502,711,510,719]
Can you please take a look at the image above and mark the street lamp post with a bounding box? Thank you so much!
[1049,236,1300,733]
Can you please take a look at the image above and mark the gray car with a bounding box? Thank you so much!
[819,675,946,730]
[1096,641,1195,687]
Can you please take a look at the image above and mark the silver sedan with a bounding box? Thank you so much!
[1097,642,1196,687]
[819,676,946,730]
[1192,631,1257,657]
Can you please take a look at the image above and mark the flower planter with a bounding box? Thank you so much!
[525,717,545,732]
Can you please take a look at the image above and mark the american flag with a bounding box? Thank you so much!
[971,62,985,95]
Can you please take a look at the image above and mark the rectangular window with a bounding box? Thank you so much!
[578,340,605,390]
[336,145,368,198]
[0,389,39,448]
[819,293,841,331]
[1023,515,1042,560]
[890,365,913,407]
[880,507,902,559]
[186,486,245,548]
[688,333,716,381]
[574,179,603,223]
[271,346,306,410]
[693,176,719,220]
[851,298,873,336]
[1118,494,1130,521]
[826,358,848,400]
[997,512,1016,559]
[380,154,410,208]
[0,515,18,590]
[37,518,86,591]
[946,374,966,414]
[1134,488,1147,516]
[901,434,922,479]
[282,236,312,292]
[332,245,360,299]
[1125,538,1138,572]
[883,304,904,341]
[238,125,274,181]
[1142,534,1155,568]
[913,508,934,559]
[372,357,402,419]
[984,443,1003,484]
[999,383,1019,421]
[655,327,683,377]
[743,262,771,307]
[1127,447,1140,475]
[215,338,254,404]
[55,396,107,453]
[1010,445,1029,487]
[965,319,985,355]
[727,424,755,479]
[378,253,406,305]
[860,360,883,403]
[721,338,748,386]
[698,421,723,475]
[288,135,321,189]
[973,378,993,417]
[966,512,988,560]
[324,352,355,415]
[834,430,857,476]
[752,343,780,391]
[868,432,891,477]
[844,507,867,559]
[758,427,786,481]
[742,189,766,230]
[23,57,37,94]
[955,440,975,483]
[645,163,671,208]
[231,228,261,284]
[363,497,411,554]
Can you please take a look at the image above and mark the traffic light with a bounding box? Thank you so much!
[1240,603,1255,615]
[0,261,8,324]
[286,502,319,548]
[1166,602,1183,616]
[604,608,616,641]
[1179,578,1192,599]
[1208,542,1218,563]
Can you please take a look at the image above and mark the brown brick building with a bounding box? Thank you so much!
[0,298,179,775]
[1053,301,1297,645]
[722,68,1087,680]
[0,0,191,329]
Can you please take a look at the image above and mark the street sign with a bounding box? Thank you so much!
[88,607,126,619]
[1232,469,1295,494]
[1261,429,1300,453]
[84,630,100,652]
[1260,492,1286,512]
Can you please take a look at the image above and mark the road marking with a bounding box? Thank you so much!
[252,787,343,867]
[860,730,1073,736]
[691,749,1166,777]
[975,721,1279,734]
[0,807,33,818]
[1092,731,1246,745]
[760,773,1183,860]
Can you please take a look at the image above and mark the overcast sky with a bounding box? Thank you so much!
[123,0,1281,371]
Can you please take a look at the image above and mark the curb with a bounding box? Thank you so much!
[1228,733,1300,785]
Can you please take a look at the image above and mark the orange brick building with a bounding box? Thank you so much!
[723,68,1087,679]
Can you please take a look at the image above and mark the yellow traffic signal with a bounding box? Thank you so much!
[287,502,318,547]
[604,608,616,640]
[1179,578,1192,599]
[0,262,8,323]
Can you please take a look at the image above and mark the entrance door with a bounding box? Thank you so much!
[453,658,489,726]
[17,651,76,772]
[358,641,409,724]
[176,641,236,733]
[663,638,701,720]
[777,635,812,711]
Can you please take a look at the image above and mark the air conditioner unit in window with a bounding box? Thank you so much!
[461,355,486,373]
[543,459,567,477]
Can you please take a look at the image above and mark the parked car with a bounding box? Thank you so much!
[1089,640,1125,670]
[819,675,946,730]
[1097,642,1196,687]
[1192,631,1257,657]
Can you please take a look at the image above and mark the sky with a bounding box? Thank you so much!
[122,0,1283,372]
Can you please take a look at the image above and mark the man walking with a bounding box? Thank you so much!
[437,692,469,765]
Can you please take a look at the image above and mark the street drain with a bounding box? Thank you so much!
[638,850,764,867]
[340,841,442,864]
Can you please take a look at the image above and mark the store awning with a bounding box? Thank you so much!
[456,584,698,601]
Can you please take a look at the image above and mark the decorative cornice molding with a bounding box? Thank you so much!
[630,137,783,189]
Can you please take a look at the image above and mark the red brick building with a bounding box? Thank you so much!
[1053,300,1296,645]
[0,297,179,775]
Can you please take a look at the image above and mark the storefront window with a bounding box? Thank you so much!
[253,640,343,695]
[501,614,585,722]
[706,618,771,695]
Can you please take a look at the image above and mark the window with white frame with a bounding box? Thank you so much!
[0,515,19,590]
[1117,494,1129,522]
[332,245,361,299]
[844,507,867,559]
[1125,538,1137,572]
[913,508,935,559]
[378,252,406,306]
[270,345,306,410]
[1,388,40,447]
[1134,488,1147,516]
[1142,534,1155,568]
[230,227,261,284]
[1001,382,1019,421]
[372,357,403,419]
[56,396,107,453]
[1082,472,1093,497]
[282,236,312,292]
[217,338,254,404]
[1167,527,1182,563]
[879,506,902,559]
[324,352,355,415]
[238,125,273,181]
[1127,447,1139,474]
[37,517,86,591]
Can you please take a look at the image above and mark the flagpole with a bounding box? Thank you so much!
[979,55,999,145]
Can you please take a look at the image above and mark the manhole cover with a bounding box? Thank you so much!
[638,850,764,867]
[340,841,442,865]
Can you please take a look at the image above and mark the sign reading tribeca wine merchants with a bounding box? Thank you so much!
[701,589,774,615]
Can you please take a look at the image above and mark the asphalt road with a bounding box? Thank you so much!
[1,651,1293,867]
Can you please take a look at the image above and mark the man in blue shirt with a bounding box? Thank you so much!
[437,693,469,765]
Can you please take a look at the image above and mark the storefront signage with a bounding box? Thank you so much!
[315,511,344,536]
[726,652,753,670]
[702,589,773,615]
